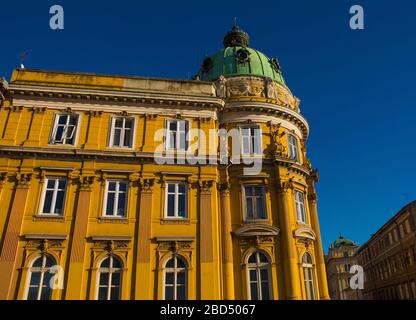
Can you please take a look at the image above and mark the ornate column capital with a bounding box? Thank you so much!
[218,182,231,196]
[79,175,95,191]
[15,173,32,188]
[0,172,7,188]
[199,180,214,194]
[278,180,293,193]
[139,178,155,193]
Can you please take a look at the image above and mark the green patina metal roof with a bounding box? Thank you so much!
[332,235,357,248]
[197,26,286,85]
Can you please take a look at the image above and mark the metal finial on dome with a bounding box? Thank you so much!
[223,25,250,48]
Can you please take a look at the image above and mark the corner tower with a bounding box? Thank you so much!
[199,26,330,300]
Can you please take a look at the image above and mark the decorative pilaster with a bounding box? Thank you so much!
[278,180,302,300]
[307,189,330,300]
[0,172,32,299]
[134,178,155,299]
[65,174,95,299]
[2,106,23,145]
[218,182,235,300]
[199,180,217,299]
[83,110,103,149]
[23,107,46,147]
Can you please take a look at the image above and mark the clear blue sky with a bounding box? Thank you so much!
[1,0,415,251]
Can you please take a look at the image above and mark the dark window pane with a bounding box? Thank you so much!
[249,270,257,281]
[256,198,265,219]
[125,119,133,129]
[112,273,121,286]
[177,272,185,285]
[47,180,55,188]
[69,116,77,126]
[248,254,256,264]
[168,184,175,193]
[106,193,115,215]
[246,198,253,218]
[110,287,120,300]
[112,257,122,268]
[169,121,177,131]
[30,272,41,285]
[27,287,39,300]
[54,190,65,214]
[165,272,174,285]
[254,187,263,196]
[250,283,258,300]
[178,194,186,217]
[45,256,55,267]
[123,129,131,147]
[58,179,66,189]
[115,119,123,128]
[41,273,53,300]
[117,193,126,216]
[100,273,109,285]
[98,287,107,300]
[260,269,269,281]
[101,258,110,268]
[165,258,174,268]
[261,281,270,300]
[54,126,64,142]
[119,182,127,192]
[58,116,67,124]
[108,182,116,191]
[113,128,121,146]
[177,258,186,268]
[178,184,186,194]
[167,195,175,217]
[42,191,53,213]
[177,285,186,300]
[245,187,253,196]
[259,253,269,263]
[165,286,174,300]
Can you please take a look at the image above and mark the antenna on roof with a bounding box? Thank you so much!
[233,16,237,27]
[19,49,32,69]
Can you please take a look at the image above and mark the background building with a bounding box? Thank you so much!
[325,235,359,300]
[355,201,416,299]
[0,26,329,300]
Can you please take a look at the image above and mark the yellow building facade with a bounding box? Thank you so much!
[0,27,329,300]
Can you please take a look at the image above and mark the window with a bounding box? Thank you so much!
[104,181,128,217]
[26,255,56,300]
[97,255,122,300]
[302,253,317,300]
[164,256,187,300]
[165,183,187,218]
[288,134,300,162]
[241,126,262,155]
[244,186,266,220]
[247,251,272,300]
[294,190,307,223]
[50,114,79,145]
[40,178,67,216]
[166,120,188,151]
[109,117,134,148]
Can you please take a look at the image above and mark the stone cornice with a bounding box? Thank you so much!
[9,84,224,110]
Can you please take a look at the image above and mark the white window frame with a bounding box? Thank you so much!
[96,255,123,300]
[108,116,135,148]
[240,125,262,156]
[243,185,267,221]
[302,253,317,300]
[164,182,188,219]
[50,113,79,145]
[294,190,307,224]
[39,177,67,216]
[103,180,128,218]
[246,251,272,300]
[165,119,189,151]
[25,255,55,300]
[287,133,300,162]
[163,255,188,300]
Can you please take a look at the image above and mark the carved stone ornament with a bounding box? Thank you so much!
[140,178,155,192]
[80,175,95,190]
[16,173,32,188]
[293,226,317,242]
[93,240,129,252]
[199,180,214,194]
[234,223,280,239]
[264,77,276,99]
[156,240,193,253]
[215,75,227,98]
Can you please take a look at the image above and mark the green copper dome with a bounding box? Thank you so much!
[332,235,357,248]
[197,26,286,85]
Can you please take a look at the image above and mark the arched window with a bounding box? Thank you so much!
[302,253,317,300]
[26,254,56,300]
[164,255,187,300]
[97,255,123,300]
[247,251,272,300]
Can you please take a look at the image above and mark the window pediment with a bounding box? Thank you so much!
[293,226,316,241]
[234,223,280,238]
